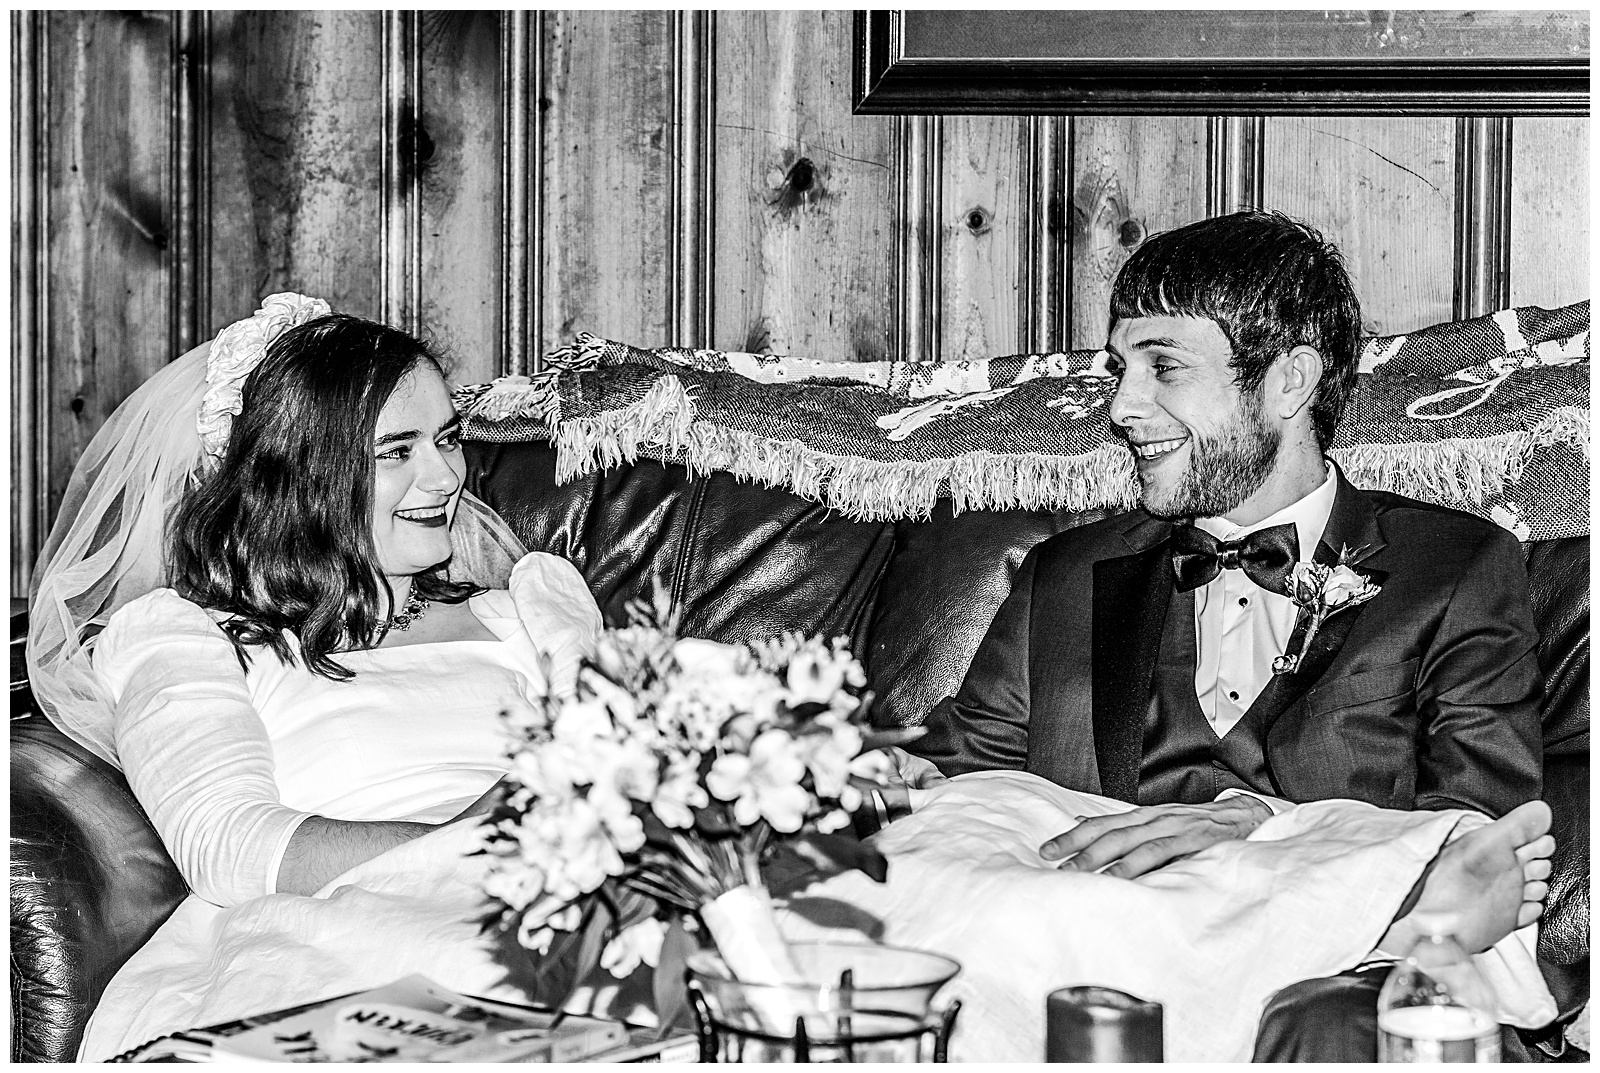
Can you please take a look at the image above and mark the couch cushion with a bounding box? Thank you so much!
[1521,537,1590,1012]
[1525,537,1589,757]
[466,439,897,654]
[864,504,1108,729]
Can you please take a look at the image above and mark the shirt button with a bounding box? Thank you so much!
[1228,690,1240,701]
[1239,597,1249,607]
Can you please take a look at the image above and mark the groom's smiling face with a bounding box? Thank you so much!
[1105,314,1282,520]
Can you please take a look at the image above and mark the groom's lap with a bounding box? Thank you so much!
[1252,967,1388,1062]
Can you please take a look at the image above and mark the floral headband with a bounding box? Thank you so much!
[196,293,332,462]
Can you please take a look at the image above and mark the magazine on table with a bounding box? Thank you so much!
[111,973,693,1063]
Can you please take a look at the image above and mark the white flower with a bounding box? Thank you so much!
[718,711,764,753]
[658,641,784,750]
[1289,561,1329,606]
[1322,564,1373,609]
[516,892,581,935]
[652,760,709,829]
[598,735,660,803]
[547,903,583,932]
[552,695,615,742]
[484,861,544,912]
[837,646,867,690]
[511,741,581,801]
[707,728,811,832]
[797,722,862,800]
[197,293,331,461]
[551,798,627,897]
[512,812,561,872]
[815,807,853,834]
[599,918,668,977]
[671,637,745,679]
[655,680,733,752]
[590,633,632,681]
[519,922,556,955]
[574,671,640,725]
[786,649,847,704]
[847,748,895,783]
[588,784,647,854]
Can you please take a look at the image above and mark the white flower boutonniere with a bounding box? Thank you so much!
[1272,548,1382,675]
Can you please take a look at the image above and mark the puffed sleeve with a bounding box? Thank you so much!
[506,552,603,694]
[93,590,315,907]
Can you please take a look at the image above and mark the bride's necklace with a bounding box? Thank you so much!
[386,588,430,631]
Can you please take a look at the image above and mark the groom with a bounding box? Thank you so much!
[907,211,1545,1057]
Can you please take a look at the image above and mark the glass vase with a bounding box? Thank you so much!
[686,941,961,1062]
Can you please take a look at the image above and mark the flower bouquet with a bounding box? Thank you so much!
[482,588,917,1016]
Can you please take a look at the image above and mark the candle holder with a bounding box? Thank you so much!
[1046,985,1163,1063]
[686,942,962,1063]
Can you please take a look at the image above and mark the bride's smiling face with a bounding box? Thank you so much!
[369,362,465,582]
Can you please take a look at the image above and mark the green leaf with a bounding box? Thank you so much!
[691,801,741,837]
[508,895,612,1010]
[651,913,699,1036]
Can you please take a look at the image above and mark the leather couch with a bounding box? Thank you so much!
[10,437,1589,1061]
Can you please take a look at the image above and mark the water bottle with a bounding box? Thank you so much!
[1376,915,1501,1062]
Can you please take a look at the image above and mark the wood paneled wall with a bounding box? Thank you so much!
[11,10,1590,592]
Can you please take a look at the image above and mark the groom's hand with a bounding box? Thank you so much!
[1039,797,1274,879]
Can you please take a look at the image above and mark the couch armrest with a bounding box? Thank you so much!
[10,716,188,1062]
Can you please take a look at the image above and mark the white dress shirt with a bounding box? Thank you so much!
[1191,466,1337,739]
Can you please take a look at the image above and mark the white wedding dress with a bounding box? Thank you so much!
[78,551,603,1060]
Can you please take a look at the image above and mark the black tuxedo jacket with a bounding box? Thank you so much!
[913,471,1543,818]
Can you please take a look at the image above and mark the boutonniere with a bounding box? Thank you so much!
[1272,546,1382,675]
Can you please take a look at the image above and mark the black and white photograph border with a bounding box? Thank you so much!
[7,7,1592,1065]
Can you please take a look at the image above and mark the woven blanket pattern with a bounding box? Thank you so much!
[455,302,1589,539]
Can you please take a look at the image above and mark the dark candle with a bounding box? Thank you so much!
[1045,986,1164,1062]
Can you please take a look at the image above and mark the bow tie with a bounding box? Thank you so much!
[1169,522,1299,596]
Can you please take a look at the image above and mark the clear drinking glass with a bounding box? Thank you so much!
[687,942,961,1062]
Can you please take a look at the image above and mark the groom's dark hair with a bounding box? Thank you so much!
[169,313,479,679]
[1109,210,1362,450]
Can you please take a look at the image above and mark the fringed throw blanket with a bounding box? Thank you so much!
[455,302,1589,539]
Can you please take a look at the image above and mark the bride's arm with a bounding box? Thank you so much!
[275,816,436,895]
[96,591,318,906]
[275,782,501,895]
[97,591,495,905]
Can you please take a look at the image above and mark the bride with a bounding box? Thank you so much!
[28,295,606,1056]
[29,295,1558,1062]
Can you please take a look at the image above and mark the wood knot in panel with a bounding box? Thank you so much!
[769,155,828,217]
[1076,161,1142,283]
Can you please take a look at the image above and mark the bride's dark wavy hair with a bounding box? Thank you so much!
[168,313,479,679]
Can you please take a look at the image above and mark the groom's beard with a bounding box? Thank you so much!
[1139,392,1282,520]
